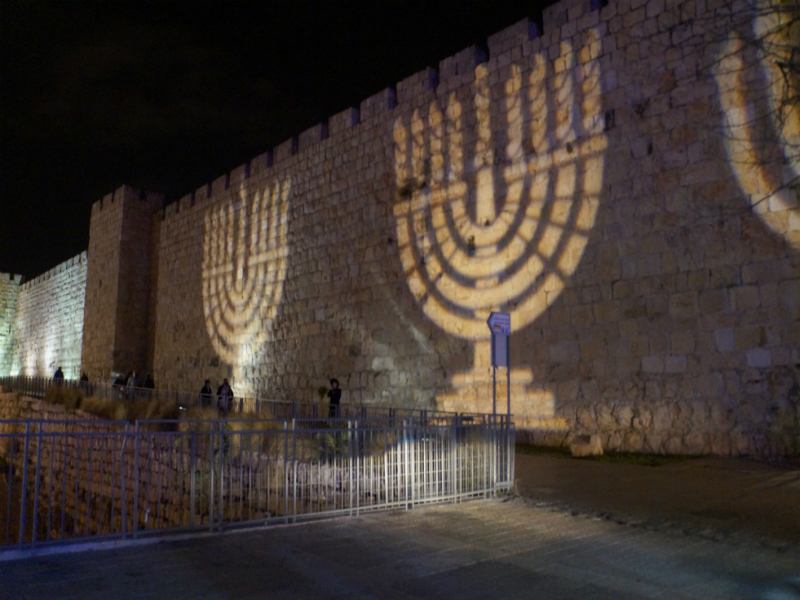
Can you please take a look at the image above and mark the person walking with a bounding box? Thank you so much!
[53,366,64,385]
[327,378,341,418]
[217,378,233,415]
[199,379,213,407]
[127,370,139,401]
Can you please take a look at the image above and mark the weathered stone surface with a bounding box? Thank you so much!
[570,434,604,457]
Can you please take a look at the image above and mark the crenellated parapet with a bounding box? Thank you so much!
[19,252,87,291]
[11,252,88,378]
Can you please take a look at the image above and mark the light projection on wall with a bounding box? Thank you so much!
[202,179,290,389]
[717,8,799,246]
[393,31,607,422]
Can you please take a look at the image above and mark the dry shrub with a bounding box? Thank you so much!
[178,406,220,432]
[44,386,84,411]
[79,396,120,420]
[121,399,179,431]
[224,409,322,459]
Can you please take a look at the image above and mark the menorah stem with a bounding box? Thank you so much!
[476,167,496,223]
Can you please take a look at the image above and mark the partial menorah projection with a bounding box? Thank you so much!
[202,178,291,391]
[716,6,799,247]
[393,30,607,424]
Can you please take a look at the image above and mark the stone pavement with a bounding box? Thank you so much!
[514,452,800,547]
[0,453,799,599]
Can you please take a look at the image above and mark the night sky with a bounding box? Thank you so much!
[1,1,554,279]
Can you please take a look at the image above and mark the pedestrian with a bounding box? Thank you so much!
[79,372,91,396]
[53,366,64,384]
[113,373,125,399]
[143,374,155,400]
[199,379,213,407]
[327,378,341,418]
[217,378,233,415]
[127,370,139,401]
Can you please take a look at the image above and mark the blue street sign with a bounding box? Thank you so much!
[487,312,510,368]
[487,312,511,334]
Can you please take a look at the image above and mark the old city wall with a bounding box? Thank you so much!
[7,254,88,379]
[150,0,799,456]
[0,392,287,537]
[81,186,163,382]
[0,274,22,375]
[0,393,183,536]
[2,0,797,457]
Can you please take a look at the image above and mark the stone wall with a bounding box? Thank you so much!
[2,0,798,456]
[150,0,799,456]
[10,254,87,379]
[0,273,22,375]
[81,185,163,381]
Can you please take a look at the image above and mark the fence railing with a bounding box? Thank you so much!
[0,375,460,422]
[0,415,514,549]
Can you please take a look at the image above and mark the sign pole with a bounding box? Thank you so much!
[492,365,497,416]
[487,312,511,421]
[506,359,511,416]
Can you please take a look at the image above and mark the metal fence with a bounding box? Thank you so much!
[0,414,514,549]
[0,375,459,421]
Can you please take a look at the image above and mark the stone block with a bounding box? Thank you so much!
[569,434,603,457]
[642,355,664,373]
[669,292,698,319]
[714,328,734,352]
[746,348,772,368]
[664,354,687,373]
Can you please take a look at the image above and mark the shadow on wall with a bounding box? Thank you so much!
[202,177,291,398]
[392,29,607,428]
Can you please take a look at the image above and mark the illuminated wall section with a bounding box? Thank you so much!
[202,179,290,397]
[13,254,87,378]
[0,273,22,377]
[81,186,163,381]
[149,0,797,456]
[716,3,799,247]
[393,30,606,423]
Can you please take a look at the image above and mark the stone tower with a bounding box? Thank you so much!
[81,185,162,381]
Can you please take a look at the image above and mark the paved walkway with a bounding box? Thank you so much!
[1,453,799,599]
[515,452,800,547]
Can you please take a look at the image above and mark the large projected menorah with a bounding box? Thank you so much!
[202,179,290,388]
[393,32,607,418]
[717,9,799,246]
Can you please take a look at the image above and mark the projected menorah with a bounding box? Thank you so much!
[202,178,290,392]
[393,32,607,419]
[716,10,799,247]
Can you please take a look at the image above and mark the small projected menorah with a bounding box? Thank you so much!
[202,179,290,392]
[393,31,607,421]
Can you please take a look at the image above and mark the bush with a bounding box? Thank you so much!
[44,386,84,411]
[79,396,120,420]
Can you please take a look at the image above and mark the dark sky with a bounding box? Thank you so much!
[1,1,553,278]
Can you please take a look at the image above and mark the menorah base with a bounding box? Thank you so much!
[437,367,568,432]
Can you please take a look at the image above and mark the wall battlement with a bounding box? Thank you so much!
[20,252,87,291]
[91,184,164,217]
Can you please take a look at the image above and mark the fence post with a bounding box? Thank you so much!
[32,422,43,545]
[120,424,129,537]
[18,421,30,545]
[189,432,196,527]
[133,421,140,538]
[292,418,297,521]
[348,420,354,517]
[283,421,289,522]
